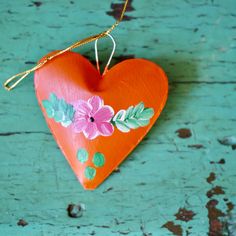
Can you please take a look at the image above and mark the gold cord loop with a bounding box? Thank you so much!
[3,0,129,91]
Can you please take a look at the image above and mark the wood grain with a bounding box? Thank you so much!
[0,0,235,235]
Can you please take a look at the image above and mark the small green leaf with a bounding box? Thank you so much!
[59,99,67,111]
[139,108,154,120]
[54,110,64,122]
[125,119,140,129]
[77,148,88,163]
[137,119,150,127]
[125,106,134,119]
[49,93,58,104]
[133,102,144,116]
[61,120,72,127]
[42,100,54,118]
[84,166,96,180]
[113,102,154,132]
[115,120,130,132]
[67,105,75,120]
[43,93,75,126]
[93,152,105,167]
[113,109,126,121]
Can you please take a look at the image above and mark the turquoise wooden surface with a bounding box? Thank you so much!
[0,0,236,235]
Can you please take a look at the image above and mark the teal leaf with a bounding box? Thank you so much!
[59,99,67,111]
[137,119,150,127]
[93,152,105,167]
[125,118,140,129]
[49,93,58,104]
[113,109,126,121]
[61,120,72,127]
[84,166,96,180]
[133,102,144,116]
[67,105,75,120]
[42,93,75,127]
[42,100,54,118]
[54,110,64,122]
[115,120,130,132]
[125,106,134,119]
[112,102,154,132]
[77,148,88,163]
[138,108,154,120]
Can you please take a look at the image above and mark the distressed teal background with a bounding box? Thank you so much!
[0,0,236,235]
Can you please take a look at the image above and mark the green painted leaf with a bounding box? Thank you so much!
[125,106,134,119]
[133,102,144,116]
[139,108,154,120]
[113,102,154,132]
[77,148,88,163]
[54,110,64,122]
[113,109,126,121]
[115,120,130,132]
[137,119,150,127]
[67,105,75,120]
[42,93,75,127]
[49,93,58,104]
[61,120,72,127]
[125,118,140,129]
[84,166,96,180]
[93,152,105,167]
[59,99,67,111]
[42,100,54,118]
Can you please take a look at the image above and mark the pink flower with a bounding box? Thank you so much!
[72,96,114,140]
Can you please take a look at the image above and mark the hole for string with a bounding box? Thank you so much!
[94,33,116,76]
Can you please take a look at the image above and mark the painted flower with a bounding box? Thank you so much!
[72,96,114,140]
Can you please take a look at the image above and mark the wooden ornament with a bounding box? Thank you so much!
[34,51,168,190]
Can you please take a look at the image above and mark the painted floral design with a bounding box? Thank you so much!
[72,96,114,140]
[42,94,154,140]
[77,148,105,180]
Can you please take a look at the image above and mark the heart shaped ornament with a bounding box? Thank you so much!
[34,50,168,190]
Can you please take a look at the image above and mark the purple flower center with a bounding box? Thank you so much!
[89,117,95,122]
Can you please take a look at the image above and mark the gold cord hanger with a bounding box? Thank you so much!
[3,0,129,91]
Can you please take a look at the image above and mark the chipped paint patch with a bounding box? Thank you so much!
[207,186,225,198]
[206,199,225,234]
[207,172,216,184]
[175,128,192,138]
[218,136,236,150]
[210,159,225,165]
[175,208,196,222]
[162,221,183,235]
[205,171,235,235]
[188,144,204,149]
[17,219,28,227]
[106,0,135,21]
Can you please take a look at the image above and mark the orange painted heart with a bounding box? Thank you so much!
[34,51,168,190]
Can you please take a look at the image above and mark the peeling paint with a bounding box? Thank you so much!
[207,186,225,198]
[28,1,42,7]
[17,219,28,227]
[175,208,196,222]
[187,144,204,149]
[210,159,225,165]
[175,128,192,138]
[162,221,183,236]
[205,172,235,236]
[206,199,225,235]
[218,136,236,150]
[106,0,135,21]
[206,172,216,184]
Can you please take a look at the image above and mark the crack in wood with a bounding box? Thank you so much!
[0,131,51,136]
